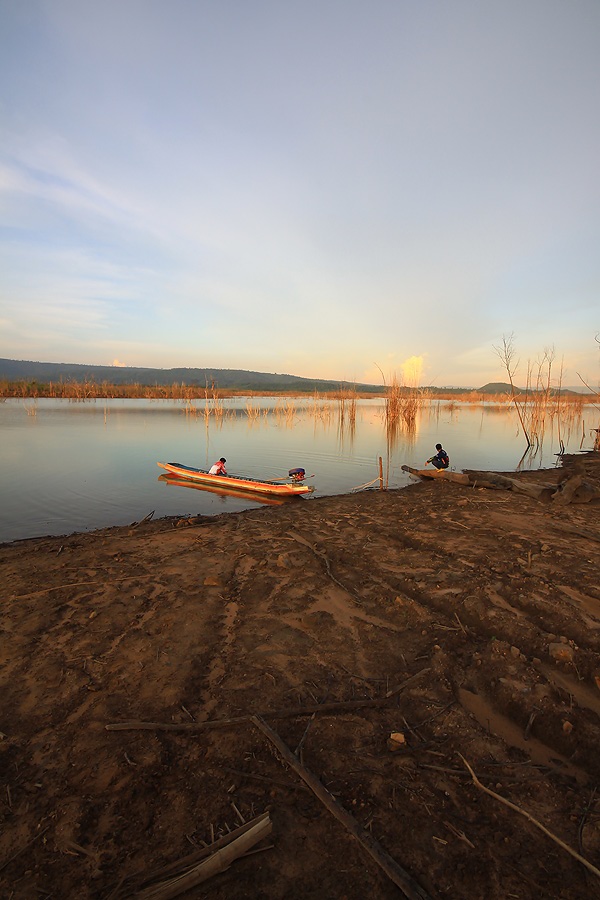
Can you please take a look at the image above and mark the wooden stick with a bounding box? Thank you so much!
[116,814,270,893]
[215,766,310,792]
[251,715,431,899]
[106,668,431,732]
[14,574,156,600]
[459,755,600,880]
[135,814,272,899]
[0,825,49,873]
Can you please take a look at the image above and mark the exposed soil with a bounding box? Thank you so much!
[1,453,600,899]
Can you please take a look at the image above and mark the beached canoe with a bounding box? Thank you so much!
[157,462,314,496]
[401,464,470,485]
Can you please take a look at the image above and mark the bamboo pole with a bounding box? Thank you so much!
[251,716,431,899]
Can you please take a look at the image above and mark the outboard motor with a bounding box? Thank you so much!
[288,467,306,482]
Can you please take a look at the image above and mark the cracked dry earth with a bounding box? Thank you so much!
[0,453,599,899]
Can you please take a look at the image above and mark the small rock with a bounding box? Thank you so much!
[509,646,521,659]
[203,575,223,587]
[563,721,574,734]
[548,643,574,663]
[387,732,407,751]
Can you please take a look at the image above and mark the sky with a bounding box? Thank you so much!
[1,1,599,388]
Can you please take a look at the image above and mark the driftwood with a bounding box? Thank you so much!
[463,470,600,505]
[110,814,270,898]
[251,715,431,900]
[401,462,600,504]
[134,813,272,899]
[569,481,600,503]
[401,465,470,485]
[105,668,431,732]
[464,471,556,500]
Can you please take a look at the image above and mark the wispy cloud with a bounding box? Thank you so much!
[1,1,599,383]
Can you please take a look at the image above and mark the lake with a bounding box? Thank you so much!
[0,396,594,543]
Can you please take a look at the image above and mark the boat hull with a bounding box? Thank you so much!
[157,462,314,496]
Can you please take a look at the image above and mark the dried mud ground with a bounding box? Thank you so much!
[1,453,600,900]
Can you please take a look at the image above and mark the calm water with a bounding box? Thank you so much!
[0,397,593,543]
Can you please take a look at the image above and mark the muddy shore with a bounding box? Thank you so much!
[1,454,599,899]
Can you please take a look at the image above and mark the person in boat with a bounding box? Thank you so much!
[427,444,449,470]
[208,457,227,476]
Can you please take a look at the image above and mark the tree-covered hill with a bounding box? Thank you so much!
[0,358,382,393]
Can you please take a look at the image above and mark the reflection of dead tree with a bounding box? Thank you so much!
[493,334,531,448]
[576,342,600,448]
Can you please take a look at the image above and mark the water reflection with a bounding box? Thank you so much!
[157,474,289,506]
[0,396,597,543]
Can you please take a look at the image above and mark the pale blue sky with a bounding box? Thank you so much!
[1,0,598,387]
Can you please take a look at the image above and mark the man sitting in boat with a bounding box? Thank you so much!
[427,444,449,470]
[209,457,227,475]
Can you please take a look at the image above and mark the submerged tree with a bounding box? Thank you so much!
[493,333,531,448]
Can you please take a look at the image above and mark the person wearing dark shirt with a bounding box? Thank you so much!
[427,444,449,469]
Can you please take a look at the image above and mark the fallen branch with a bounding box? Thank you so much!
[109,815,270,898]
[214,766,310,793]
[134,813,272,899]
[459,755,600,880]
[0,825,49,873]
[14,574,156,600]
[286,530,363,604]
[464,471,556,500]
[463,470,600,505]
[251,715,431,900]
[106,669,431,732]
[130,510,155,528]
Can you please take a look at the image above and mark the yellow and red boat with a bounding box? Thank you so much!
[157,462,314,497]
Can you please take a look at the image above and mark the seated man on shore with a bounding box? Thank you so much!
[427,444,449,469]
[209,457,227,475]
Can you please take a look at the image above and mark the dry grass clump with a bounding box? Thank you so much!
[384,375,425,431]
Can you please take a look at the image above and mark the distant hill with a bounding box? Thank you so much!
[0,361,591,396]
[477,382,516,394]
[477,381,587,396]
[0,358,383,394]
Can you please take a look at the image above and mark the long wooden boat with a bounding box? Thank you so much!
[157,462,314,496]
[401,464,470,485]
